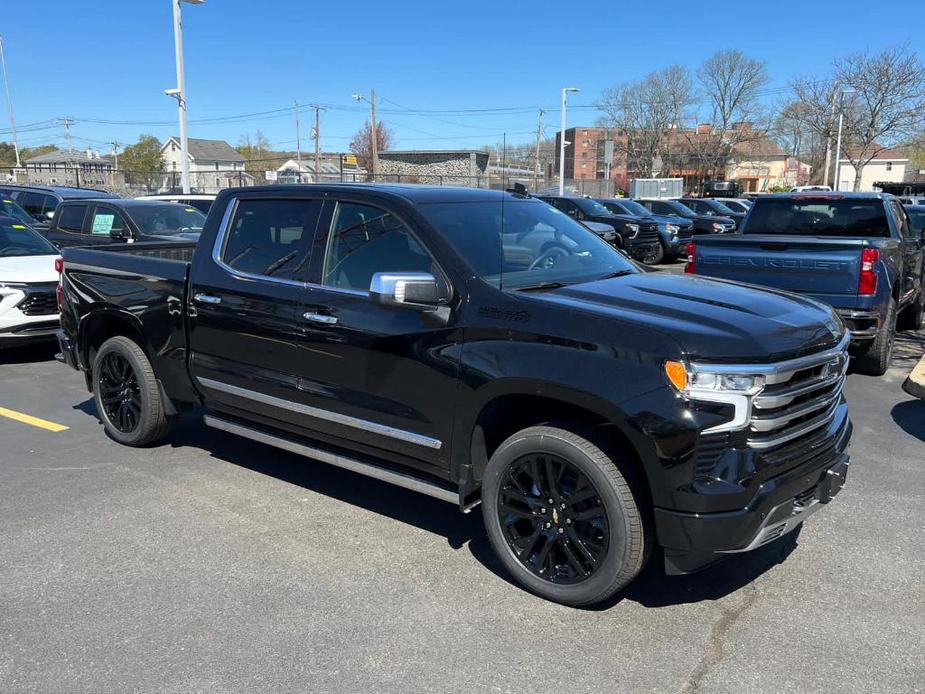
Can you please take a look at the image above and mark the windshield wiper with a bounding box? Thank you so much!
[515,281,568,291]
[597,270,634,281]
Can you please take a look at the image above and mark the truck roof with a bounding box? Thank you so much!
[220,184,531,204]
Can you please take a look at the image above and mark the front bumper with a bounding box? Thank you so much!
[836,308,881,342]
[628,241,661,261]
[0,317,59,347]
[656,413,852,574]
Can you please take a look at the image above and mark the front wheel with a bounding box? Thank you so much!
[93,335,176,446]
[897,290,924,332]
[481,425,648,606]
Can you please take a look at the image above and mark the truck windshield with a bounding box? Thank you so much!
[574,198,615,217]
[659,201,695,218]
[607,199,649,216]
[744,198,891,237]
[126,204,207,236]
[0,220,58,257]
[419,199,638,289]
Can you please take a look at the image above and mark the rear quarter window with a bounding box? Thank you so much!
[744,199,891,238]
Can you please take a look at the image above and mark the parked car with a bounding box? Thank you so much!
[676,197,747,229]
[57,184,853,606]
[0,185,117,228]
[1,196,37,226]
[596,197,694,263]
[44,199,207,248]
[686,193,924,375]
[791,185,833,193]
[904,205,925,235]
[898,196,925,207]
[0,216,60,349]
[136,193,216,214]
[535,195,661,262]
[636,198,737,235]
[713,198,753,213]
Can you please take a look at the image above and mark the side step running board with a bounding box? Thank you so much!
[204,414,463,508]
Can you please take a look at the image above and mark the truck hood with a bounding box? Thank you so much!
[523,272,843,362]
[0,254,59,284]
[646,214,694,228]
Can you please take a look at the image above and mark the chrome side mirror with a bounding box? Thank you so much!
[45,210,55,220]
[370,272,446,311]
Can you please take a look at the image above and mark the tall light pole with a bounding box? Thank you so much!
[352,91,378,181]
[169,0,203,194]
[558,87,579,196]
[833,88,855,192]
[0,35,21,168]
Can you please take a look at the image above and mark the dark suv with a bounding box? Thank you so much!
[636,198,737,235]
[597,198,694,263]
[677,197,747,229]
[536,195,660,261]
[0,185,117,228]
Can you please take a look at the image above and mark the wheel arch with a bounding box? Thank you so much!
[459,381,654,510]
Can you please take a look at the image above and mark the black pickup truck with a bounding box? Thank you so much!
[56,185,853,606]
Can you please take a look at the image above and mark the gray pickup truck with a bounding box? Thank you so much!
[687,193,924,375]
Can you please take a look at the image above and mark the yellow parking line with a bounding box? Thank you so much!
[0,407,69,432]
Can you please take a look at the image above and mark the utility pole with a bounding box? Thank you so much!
[61,117,74,152]
[110,140,119,175]
[822,80,838,188]
[313,104,323,183]
[0,35,21,168]
[294,101,301,165]
[369,89,378,181]
[533,108,544,192]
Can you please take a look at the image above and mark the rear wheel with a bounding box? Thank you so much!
[854,299,896,376]
[481,425,648,606]
[93,336,175,446]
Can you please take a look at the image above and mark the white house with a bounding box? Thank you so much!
[160,137,252,193]
[836,147,909,192]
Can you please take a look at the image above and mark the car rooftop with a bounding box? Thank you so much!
[61,198,198,208]
[1,185,115,198]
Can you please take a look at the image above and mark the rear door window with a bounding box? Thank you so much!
[18,192,48,219]
[220,198,322,281]
[56,204,88,233]
[90,207,128,237]
[744,198,891,237]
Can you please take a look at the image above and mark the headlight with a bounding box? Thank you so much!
[664,360,765,433]
[626,223,639,237]
[0,282,28,295]
[711,222,725,232]
[665,224,679,235]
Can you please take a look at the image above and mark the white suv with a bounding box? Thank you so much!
[0,217,60,350]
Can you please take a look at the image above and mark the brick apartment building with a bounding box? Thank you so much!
[554,127,630,191]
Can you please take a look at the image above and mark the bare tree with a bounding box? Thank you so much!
[597,65,695,177]
[350,120,394,173]
[687,50,770,184]
[833,45,925,190]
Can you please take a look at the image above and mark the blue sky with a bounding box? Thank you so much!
[0,0,911,155]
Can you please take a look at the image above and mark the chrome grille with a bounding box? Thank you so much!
[636,223,660,244]
[747,349,849,450]
[16,284,58,316]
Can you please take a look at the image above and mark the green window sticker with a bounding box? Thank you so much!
[12,224,27,229]
[92,214,115,235]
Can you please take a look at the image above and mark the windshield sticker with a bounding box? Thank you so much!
[11,224,27,229]
[3,200,12,204]
[91,214,115,235]
[185,208,196,213]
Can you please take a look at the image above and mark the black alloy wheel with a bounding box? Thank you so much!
[497,453,609,584]
[97,351,141,433]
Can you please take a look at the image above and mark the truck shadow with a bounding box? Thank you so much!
[890,400,925,442]
[158,413,798,610]
[0,343,59,365]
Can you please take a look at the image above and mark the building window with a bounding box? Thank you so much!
[215,162,219,171]
[886,162,893,171]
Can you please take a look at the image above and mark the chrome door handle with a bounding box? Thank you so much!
[303,311,338,325]
[193,293,222,305]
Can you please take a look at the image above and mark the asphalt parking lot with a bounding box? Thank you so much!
[1,320,923,693]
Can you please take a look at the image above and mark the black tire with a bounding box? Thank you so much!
[854,299,896,376]
[93,335,175,446]
[481,425,648,606]
[897,290,924,332]
[643,241,666,265]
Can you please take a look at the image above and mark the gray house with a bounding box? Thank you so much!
[160,137,252,193]
[23,149,115,187]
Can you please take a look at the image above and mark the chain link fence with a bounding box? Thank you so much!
[4,164,615,198]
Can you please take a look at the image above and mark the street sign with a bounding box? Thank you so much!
[264,170,278,181]
[603,140,614,165]
[342,154,358,167]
